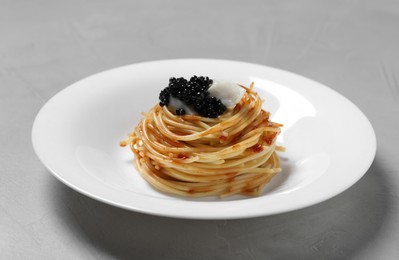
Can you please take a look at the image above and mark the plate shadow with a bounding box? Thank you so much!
[49,156,390,259]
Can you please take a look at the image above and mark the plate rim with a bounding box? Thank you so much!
[32,58,377,219]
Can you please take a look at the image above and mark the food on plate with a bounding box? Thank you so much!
[120,76,283,197]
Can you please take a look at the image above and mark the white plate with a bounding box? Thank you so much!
[32,59,376,219]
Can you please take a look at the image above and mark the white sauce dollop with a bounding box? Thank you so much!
[208,80,245,108]
[168,96,197,115]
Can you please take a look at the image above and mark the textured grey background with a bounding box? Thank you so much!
[1,0,399,259]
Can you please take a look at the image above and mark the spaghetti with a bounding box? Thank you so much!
[120,83,284,197]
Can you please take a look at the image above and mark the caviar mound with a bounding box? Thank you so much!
[158,76,227,118]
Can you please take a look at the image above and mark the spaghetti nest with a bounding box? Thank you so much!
[120,84,284,198]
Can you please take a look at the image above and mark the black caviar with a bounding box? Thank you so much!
[159,76,227,118]
[175,108,186,115]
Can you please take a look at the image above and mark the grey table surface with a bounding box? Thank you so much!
[1,0,398,259]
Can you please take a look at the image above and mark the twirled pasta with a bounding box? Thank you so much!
[120,83,283,197]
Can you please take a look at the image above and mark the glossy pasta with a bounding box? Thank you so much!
[120,83,283,197]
